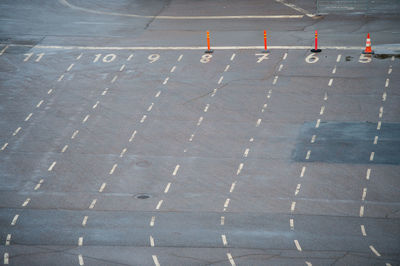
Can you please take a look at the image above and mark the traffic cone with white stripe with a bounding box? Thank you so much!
[362,33,374,54]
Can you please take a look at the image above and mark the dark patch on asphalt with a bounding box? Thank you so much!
[292,122,400,164]
[345,56,353,61]
[135,193,150,199]
[374,54,400,59]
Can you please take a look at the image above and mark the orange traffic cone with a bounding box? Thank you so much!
[362,33,374,54]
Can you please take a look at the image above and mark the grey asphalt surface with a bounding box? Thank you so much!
[1,0,400,266]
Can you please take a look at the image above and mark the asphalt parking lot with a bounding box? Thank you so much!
[1,0,399,265]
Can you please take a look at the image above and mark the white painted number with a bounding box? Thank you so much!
[24,53,45,62]
[148,54,160,63]
[93,54,117,63]
[200,54,212,63]
[255,53,269,63]
[305,53,319,64]
[359,54,372,64]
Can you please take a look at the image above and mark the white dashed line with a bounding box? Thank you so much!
[22,198,31,207]
[294,184,301,196]
[236,163,244,175]
[163,77,169,85]
[99,182,107,192]
[273,76,278,85]
[82,216,88,226]
[291,201,296,212]
[48,89,53,95]
[119,64,126,71]
[382,92,387,101]
[129,130,137,142]
[140,115,147,123]
[1,143,8,151]
[189,134,194,142]
[92,101,99,109]
[315,119,321,128]
[111,75,118,83]
[197,116,203,126]
[332,65,336,74]
[101,88,109,95]
[57,74,64,82]
[78,237,83,246]
[362,188,367,201]
[48,161,56,171]
[319,106,325,115]
[221,234,228,246]
[224,64,230,72]
[290,218,294,230]
[369,245,381,257]
[71,130,79,139]
[311,135,316,143]
[377,121,381,130]
[370,152,375,161]
[127,54,134,61]
[119,148,127,157]
[211,88,217,97]
[76,53,83,60]
[156,200,163,210]
[147,103,154,112]
[361,225,367,236]
[177,54,183,61]
[227,253,236,266]
[366,168,371,180]
[379,106,383,118]
[109,163,118,175]
[78,254,84,265]
[243,148,249,157]
[36,100,44,108]
[34,179,44,190]
[359,205,364,217]
[385,78,389,88]
[373,136,378,145]
[25,113,33,121]
[67,63,74,72]
[306,262,312,266]
[150,216,155,227]
[152,255,160,266]
[4,253,9,265]
[5,234,11,246]
[61,144,68,153]
[218,76,224,84]
[155,90,161,98]
[164,182,171,193]
[294,239,302,251]
[300,166,306,177]
[324,92,328,101]
[0,45,9,56]
[388,67,392,74]
[224,198,230,210]
[249,137,254,142]
[230,53,236,61]
[204,104,210,112]
[328,78,333,86]
[89,199,97,209]
[283,53,288,60]
[229,181,237,193]
[170,66,176,72]
[11,214,19,226]
[12,127,21,136]
[172,164,180,176]
[82,114,90,123]
[221,216,225,225]
[278,64,284,72]
[150,235,155,247]
[336,54,342,62]
[305,150,311,160]
[256,118,262,127]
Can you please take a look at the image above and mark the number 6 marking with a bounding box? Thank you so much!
[305,53,319,64]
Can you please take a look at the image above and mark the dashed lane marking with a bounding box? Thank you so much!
[109,163,118,175]
[36,100,44,108]
[156,200,163,210]
[164,182,171,193]
[227,253,236,266]
[369,245,381,257]
[370,152,375,161]
[58,74,64,82]
[76,53,83,60]
[61,144,68,153]
[82,114,90,123]
[34,179,44,190]
[119,148,127,157]
[4,253,9,265]
[332,65,337,74]
[336,54,342,62]
[127,54,134,61]
[152,255,160,266]
[197,116,203,126]
[294,184,301,195]
[315,119,321,128]
[78,254,84,265]
[12,127,21,136]
[0,45,9,56]
[229,181,237,193]
[221,234,228,246]
[362,188,367,201]
[5,234,11,246]
[294,239,302,251]
[99,182,107,192]
[366,168,371,180]
[150,236,155,247]
[324,92,328,101]
[111,75,118,83]
[101,88,108,95]
[311,135,316,143]
[361,225,367,236]
[305,150,311,160]
[92,101,99,109]
[11,214,19,226]
[155,90,161,98]
[129,130,137,142]
[67,63,74,71]
[291,201,296,212]
[48,161,56,171]
[377,121,381,130]
[204,104,210,112]
[78,237,83,246]
[221,216,225,225]
[385,78,389,88]
[163,77,169,85]
[150,216,155,227]
[283,53,288,60]
[236,163,243,175]
[275,0,314,17]
[172,164,180,176]
[319,106,325,115]
[218,76,224,84]
[25,113,33,121]
[256,118,262,127]
[300,166,306,177]
[89,199,97,209]
[140,115,147,123]
[243,148,249,157]
[82,216,88,226]
[223,198,230,210]
[278,64,283,71]
[119,64,126,71]
[273,76,278,85]
[178,54,183,61]
[71,130,79,139]
[382,92,387,101]
[1,143,8,151]
[373,136,378,145]
[224,65,230,72]
[230,53,236,61]
[22,198,31,207]
[170,66,176,72]
[328,78,333,87]
[359,205,364,217]
[290,218,294,230]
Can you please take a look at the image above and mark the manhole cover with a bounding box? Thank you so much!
[135,194,150,199]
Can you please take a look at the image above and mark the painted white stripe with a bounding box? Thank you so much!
[290,218,294,230]
[150,216,155,227]
[369,245,381,257]
[173,164,180,176]
[227,253,236,266]
[336,54,342,62]
[11,214,19,226]
[236,163,244,175]
[164,182,171,193]
[283,53,288,60]
[150,235,155,247]
[315,119,321,128]
[67,63,75,71]
[300,166,306,177]
[332,65,337,74]
[99,182,106,192]
[362,188,367,201]
[78,254,84,265]
[294,184,301,195]
[163,77,169,84]
[197,116,203,126]
[22,198,31,207]
[291,201,296,212]
[109,163,118,175]
[111,75,118,83]
[218,76,224,84]
[370,152,375,161]
[89,199,97,209]
[152,255,160,266]
[319,106,325,115]
[328,78,333,86]
[5,234,11,246]
[366,168,371,180]
[0,45,9,56]
[12,127,21,136]
[275,0,314,17]
[147,103,154,112]
[129,130,137,142]
[177,54,183,61]
[256,118,262,127]
[36,100,44,108]
[278,64,283,71]
[57,74,64,82]
[34,179,44,190]
[76,53,83,60]
[382,92,387,101]
[224,198,230,208]
[120,148,127,157]
[82,114,90,123]
[120,64,126,71]
[361,225,367,236]
[385,78,389,88]
[221,234,228,246]
[294,239,302,251]
[156,200,163,210]
[377,121,381,130]
[360,205,364,217]
[48,161,56,171]
[155,90,161,98]
[224,64,230,72]
[388,68,392,74]
[273,75,278,85]
[170,66,176,72]
[78,237,83,246]
[82,216,88,226]
[71,130,79,139]
[127,54,134,61]
[92,101,100,109]
[102,88,108,95]
[230,53,236,61]
[230,181,237,193]
[324,92,328,101]
[25,113,33,121]
[204,104,210,112]
[1,143,8,151]
[243,148,249,157]
[311,135,316,143]
[306,262,312,266]
[4,253,9,264]
[61,144,68,153]
[140,115,147,123]
[373,136,378,145]
[189,134,194,141]
[305,150,311,160]
[221,216,225,225]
